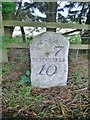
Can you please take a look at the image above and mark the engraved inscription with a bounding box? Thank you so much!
[30,32,69,88]
[54,46,64,56]
[38,65,57,76]
[38,64,46,75]
[46,65,57,76]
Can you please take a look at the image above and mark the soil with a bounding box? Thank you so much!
[2,49,89,120]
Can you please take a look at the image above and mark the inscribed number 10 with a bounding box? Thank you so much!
[38,65,57,76]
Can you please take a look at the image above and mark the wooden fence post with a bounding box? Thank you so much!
[0,4,8,63]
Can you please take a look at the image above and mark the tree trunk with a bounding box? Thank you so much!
[16,1,26,42]
[46,2,57,32]
[20,27,26,43]
[81,7,90,44]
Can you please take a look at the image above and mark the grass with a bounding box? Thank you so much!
[2,66,89,120]
[2,58,89,119]
[2,80,89,119]
[2,63,11,76]
[3,84,43,117]
[2,35,22,49]
[2,35,33,52]
[3,84,69,118]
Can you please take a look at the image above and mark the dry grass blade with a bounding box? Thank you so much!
[58,101,69,117]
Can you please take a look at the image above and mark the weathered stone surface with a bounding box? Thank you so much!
[30,32,69,88]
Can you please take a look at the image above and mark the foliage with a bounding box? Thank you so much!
[74,69,85,88]
[17,70,31,85]
[2,35,32,50]
[2,2,16,19]
[62,2,89,23]
[68,67,88,89]
[68,34,81,44]
[2,1,89,23]
[2,63,11,76]
[2,35,22,49]
[19,1,90,24]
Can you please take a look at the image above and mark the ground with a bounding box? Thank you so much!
[2,49,89,120]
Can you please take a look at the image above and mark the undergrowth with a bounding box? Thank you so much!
[3,84,43,117]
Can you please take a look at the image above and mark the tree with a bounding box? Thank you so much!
[2,2,26,42]
[46,2,57,32]
[2,2,16,37]
[2,1,90,42]
[21,2,89,23]
[58,2,90,44]
[82,4,90,44]
[22,2,57,31]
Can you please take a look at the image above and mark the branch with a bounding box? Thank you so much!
[15,1,26,42]
[62,29,81,35]
[79,3,85,24]
[15,1,22,18]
